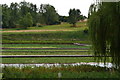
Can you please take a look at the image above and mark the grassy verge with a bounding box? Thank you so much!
[2,49,89,52]
[2,44,90,48]
[2,40,89,44]
[2,51,91,55]
[2,57,95,64]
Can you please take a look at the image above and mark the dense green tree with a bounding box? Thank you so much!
[38,4,46,24]
[68,8,81,27]
[26,12,33,27]
[19,1,30,16]
[2,4,11,28]
[19,12,33,29]
[29,3,37,26]
[2,2,61,28]
[9,2,19,28]
[89,1,120,68]
[39,4,59,25]
[59,16,68,22]
[2,1,85,28]
[2,1,36,28]
[79,15,87,21]
[19,1,38,26]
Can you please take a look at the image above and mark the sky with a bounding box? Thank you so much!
[1,0,94,17]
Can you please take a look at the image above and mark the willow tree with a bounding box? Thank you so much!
[88,0,120,68]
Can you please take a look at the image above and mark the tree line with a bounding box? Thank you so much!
[1,1,86,29]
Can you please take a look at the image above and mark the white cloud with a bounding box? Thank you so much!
[1,0,94,17]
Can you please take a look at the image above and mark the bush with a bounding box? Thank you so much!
[83,28,88,34]
[38,25,43,27]
[53,21,61,25]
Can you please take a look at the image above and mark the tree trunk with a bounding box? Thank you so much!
[73,23,76,27]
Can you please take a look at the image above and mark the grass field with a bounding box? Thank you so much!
[2,50,89,53]
[1,22,96,64]
[2,43,91,55]
[2,52,91,55]
[2,57,95,64]
[2,22,92,64]
[2,22,89,44]
[2,44,90,48]
[2,22,119,79]
[2,31,89,43]
[2,22,110,79]
[3,22,87,31]
[29,22,87,30]
[2,40,89,44]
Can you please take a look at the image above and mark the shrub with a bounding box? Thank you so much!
[83,28,88,34]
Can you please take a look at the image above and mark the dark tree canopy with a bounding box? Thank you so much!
[19,12,33,29]
[68,8,81,27]
[39,4,59,25]
[88,0,120,68]
[1,1,86,28]
[2,4,11,28]
[9,2,20,28]
[2,1,36,28]
[59,16,68,22]
[2,1,59,28]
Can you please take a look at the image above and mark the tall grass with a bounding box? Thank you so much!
[2,65,120,78]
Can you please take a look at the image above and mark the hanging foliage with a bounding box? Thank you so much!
[88,0,120,68]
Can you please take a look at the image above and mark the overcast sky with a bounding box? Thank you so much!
[1,0,94,17]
